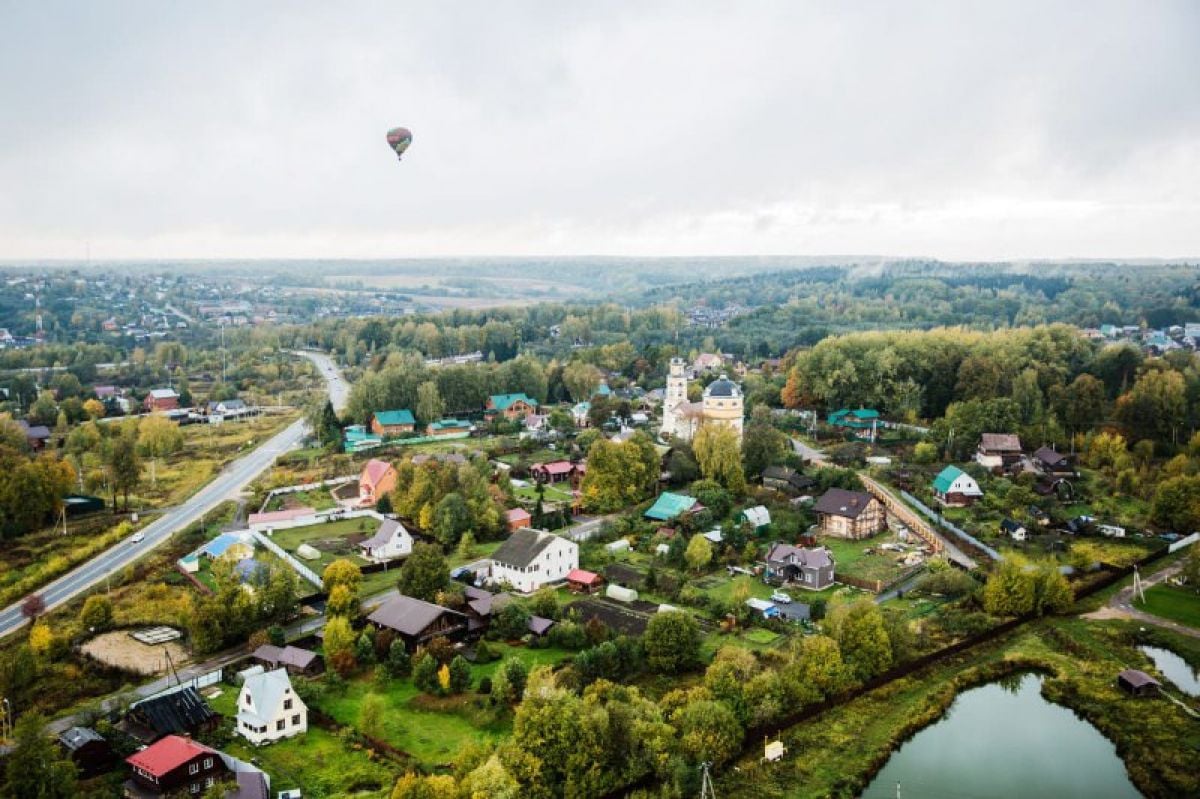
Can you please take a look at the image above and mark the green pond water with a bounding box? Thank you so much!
[859,673,1141,798]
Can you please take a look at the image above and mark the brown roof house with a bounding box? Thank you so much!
[1033,446,1075,477]
[368,594,469,652]
[763,543,835,590]
[251,644,323,677]
[813,488,885,540]
[976,433,1023,473]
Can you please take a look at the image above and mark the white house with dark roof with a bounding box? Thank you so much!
[357,518,413,563]
[488,528,578,593]
[236,668,307,746]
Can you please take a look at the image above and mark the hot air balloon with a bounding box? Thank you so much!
[386,127,412,161]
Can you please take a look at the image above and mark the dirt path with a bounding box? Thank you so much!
[1081,561,1200,639]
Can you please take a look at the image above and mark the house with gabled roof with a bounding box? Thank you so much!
[976,433,1023,472]
[144,388,180,413]
[489,528,578,593]
[358,518,413,563]
[931,465,983,507]
[486,392,538,421]
[1033,446,1075,477]
[250,643,322,677]
[359,458,397,506]
[236,668,307,746]
[59,726,115,777]
[371,409,416,437]
[124,734,229,798]
[827,408,880,440]
[426,418,473,438]
[122,686,218,745]
[504,507,532,533]
[813,488,885,539]
[368,594,469,652]
[763,543,835,590]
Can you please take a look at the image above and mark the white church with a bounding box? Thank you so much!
[659,357,745,443]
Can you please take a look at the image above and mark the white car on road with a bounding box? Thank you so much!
[770,590,792,604]
[130,531,145,544]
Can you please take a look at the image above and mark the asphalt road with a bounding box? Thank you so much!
[0,350,346,639]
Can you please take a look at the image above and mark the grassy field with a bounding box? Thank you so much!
[208,688,399,799]
[1138,584,1200,628]
[316,643,572,767]
[265,486,339,512]
[513,482,575,504]
[134,411,300,508]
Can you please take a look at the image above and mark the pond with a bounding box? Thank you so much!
[1139,645,1200,697]
[859,673,1140,798]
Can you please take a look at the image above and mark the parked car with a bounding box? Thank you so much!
[770,590,792,604]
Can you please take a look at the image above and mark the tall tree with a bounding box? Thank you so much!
[4,712,78,799]
[416,381,446,425]
[741,406,787,478]
[693,424,746,493]
[398,542,448,602]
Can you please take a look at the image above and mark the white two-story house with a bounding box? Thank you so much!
[236,668,307,746]
[488,528,578,593]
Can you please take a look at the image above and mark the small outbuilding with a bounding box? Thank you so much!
[1117,669,1160,697]
[566,568,604,594]
[606,584,639,603]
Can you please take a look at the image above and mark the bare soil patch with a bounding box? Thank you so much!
[81,630,192,675]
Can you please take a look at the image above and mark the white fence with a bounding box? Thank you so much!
[1169,532,1200,553]
[249,529,323,588]
[259,475,357,513]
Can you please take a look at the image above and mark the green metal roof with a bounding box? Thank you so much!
[827,408,880,427]
[932,465,965,494]
[644,492,698,521]
[489,393,537,411]
[374,409,415,426]
[429,418,470,431]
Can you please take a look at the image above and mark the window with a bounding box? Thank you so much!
[292,714,301,725]
[203,758,212,769]
[189,763,199,775]
[245,694,252,706]
[205,777,214,788]
[284,699,292,710]
[190,783,200,794]
[277,719,285,731]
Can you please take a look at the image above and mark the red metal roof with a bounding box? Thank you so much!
[505,508,531,521]
[126,735,215,777]
[566,568,602,585]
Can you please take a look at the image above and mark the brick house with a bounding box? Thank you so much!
[504,507,532,533]
[143,389,180,413]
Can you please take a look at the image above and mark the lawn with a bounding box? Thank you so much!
[1138,584,1200,628]
[821,533,920,586]
[317,677,507,767]
[513,482,575,504]
[208,688,399,798]
[269,516,381,572]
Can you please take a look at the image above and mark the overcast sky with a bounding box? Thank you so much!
[1,1,1198,261]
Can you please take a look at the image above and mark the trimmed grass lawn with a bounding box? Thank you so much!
[447,539,503,569]
[1138,584,1200,628]
[514,482,575,504]
[266,487,338,511]
[270,517,381,572]
[208,688,398,798]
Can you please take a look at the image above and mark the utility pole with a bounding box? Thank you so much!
[699,762,717,799]
[1132,565,1146,604]
[895,781,901,799]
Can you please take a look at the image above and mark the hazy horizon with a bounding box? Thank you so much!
[3,1,1198,261]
